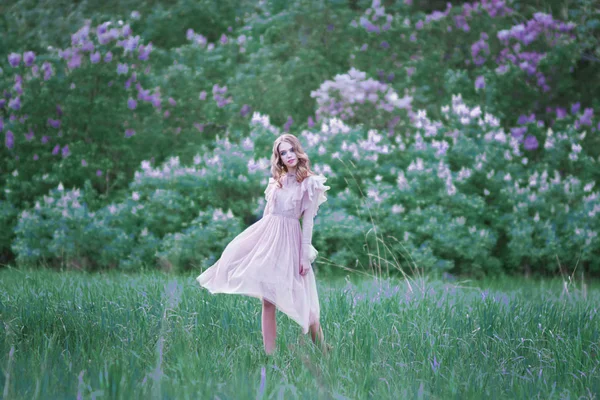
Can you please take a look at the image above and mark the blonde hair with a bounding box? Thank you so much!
[270,134,316,188]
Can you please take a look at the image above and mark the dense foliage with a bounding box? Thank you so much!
[1,0,599,277]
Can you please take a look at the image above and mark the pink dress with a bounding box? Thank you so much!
[196,173,331,334]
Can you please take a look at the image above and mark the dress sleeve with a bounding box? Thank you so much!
[300,174,330,264]
[262,177,277,218]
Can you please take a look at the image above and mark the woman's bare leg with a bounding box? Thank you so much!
[309,321,330,353]
[261,298,277,355]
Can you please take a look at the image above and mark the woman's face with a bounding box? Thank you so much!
[278,141,297,167]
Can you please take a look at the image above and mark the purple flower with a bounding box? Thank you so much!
[308,116,315,128]
[125,129,136,137]
[511,126,527,140]
[5,130,14,149]
[122,35,140,53]
[138,43,152,61]
[431,355,440,372]
[571,102,580,114]
[67,53,82,69]
[220,34,228,44]
[0,118,3,132]
[52,144,60,155]
[8,53,21,67]
[97,22,108,36]
[0,99,5,108]
[194,122,204,132]
[240,104,251,117]
[128,98,137,110]
[517,113,535,125]
[151,95,161,109]
[33,154,39,160]
[475,75,485,90]
[25,130,34,141]
[578,108,594,126]
[122,24,132,38]
[117,63,129,75]
[284,116,293,132]
[416,20,424,30]
[8,97,21,110]
[82,41,95,52]
[23,51,35,66]
[380,41,390,49]
[42,61,53,80]
[96,169,103,176]
[41,135,49,144]
[90,52,101,64]
[48,119,61,129]
[61,145,70,157]
[82,159,87,166]
[104,52,113,63]
[199,91,207,100]
[168,97,177,106]
[555,107,567,119]
[56,104,63,116]
[13,80,23,94]
[163,110,170,118]
[524,135,539,151]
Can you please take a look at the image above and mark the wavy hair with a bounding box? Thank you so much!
[270,134,315,188]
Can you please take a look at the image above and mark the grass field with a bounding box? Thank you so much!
[0,267,599,399]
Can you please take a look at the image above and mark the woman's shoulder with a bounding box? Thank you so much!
[304,172,326,182]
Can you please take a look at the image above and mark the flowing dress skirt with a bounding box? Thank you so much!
[197,213,320,334]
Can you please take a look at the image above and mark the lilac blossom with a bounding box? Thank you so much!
[510,126,527,140]
[284,116,294,132]
[523,135,539,151]
[48,119,61,129]
[90,52,101,63]
[23,51,35,66]
[5,130,14,149]
[8,53,21,67]
[8,97,21,110]
[475,75,485,90]
[62,145,70,157]
[128,98,137,110]
[138,43,152,60]
[117,63,129,75]
[42,61,53,80]
[240,104,251,117]
[52,144,60,155]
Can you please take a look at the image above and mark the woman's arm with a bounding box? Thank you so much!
[300,193,317,270]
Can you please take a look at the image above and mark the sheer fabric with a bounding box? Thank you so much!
[197,173,330,334]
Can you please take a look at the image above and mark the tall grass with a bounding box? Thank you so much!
[0,267,598,399]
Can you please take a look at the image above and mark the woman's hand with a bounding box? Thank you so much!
[299,258,311,276]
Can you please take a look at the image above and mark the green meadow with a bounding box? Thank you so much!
[1,268,598,399]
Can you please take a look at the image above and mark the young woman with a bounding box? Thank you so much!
[196,133,332,355]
